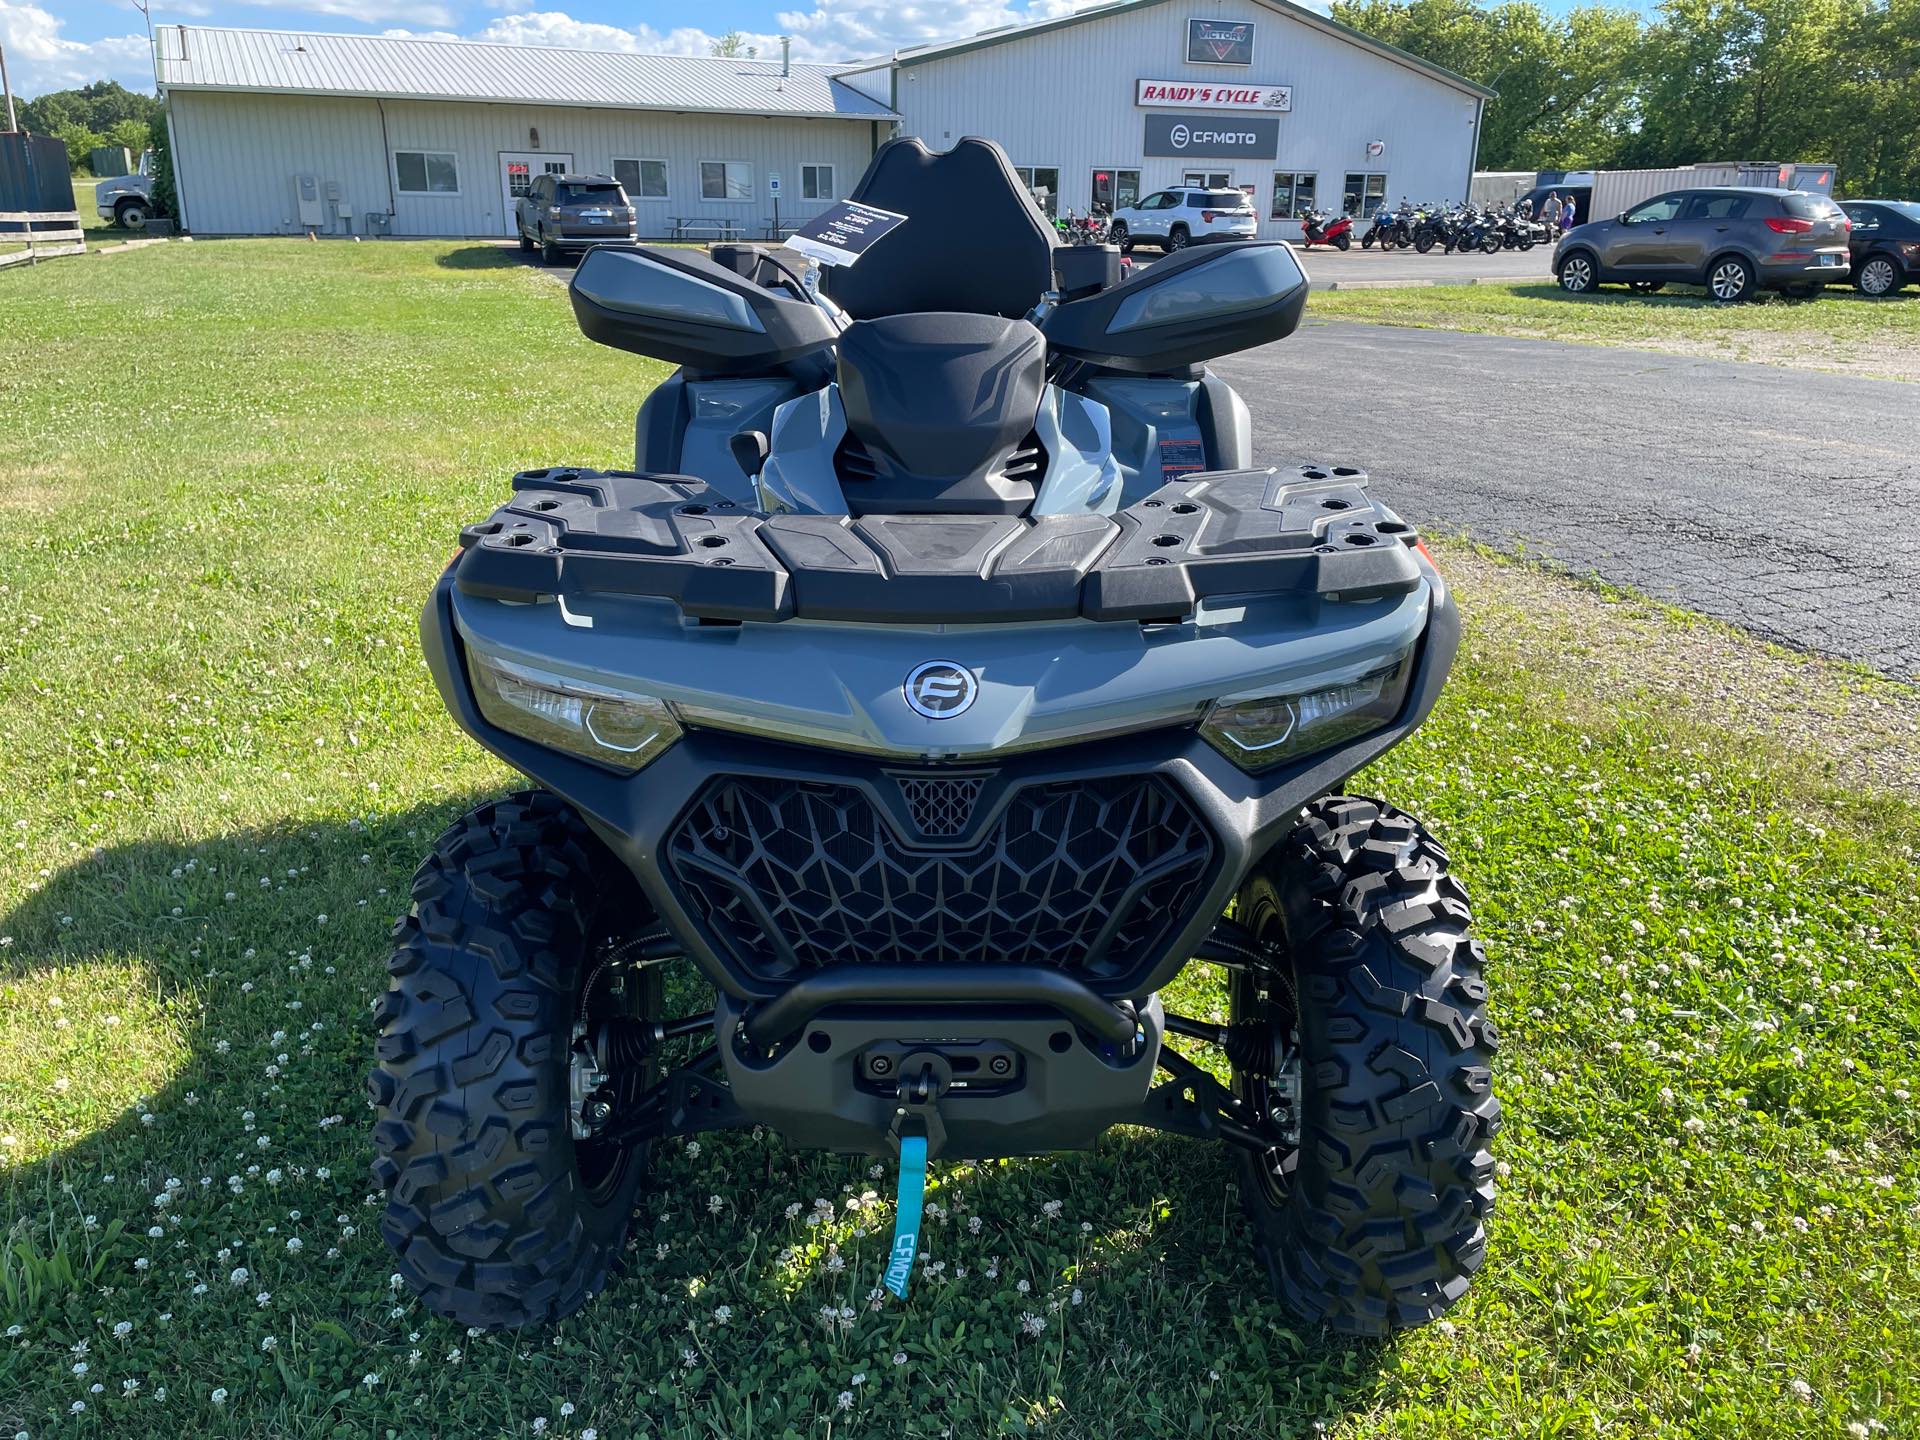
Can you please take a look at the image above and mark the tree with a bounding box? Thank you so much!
[20,80,160,138]
[709,31,759,58]
[1330,0,1645,170]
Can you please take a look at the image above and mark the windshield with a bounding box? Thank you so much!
[557,183,624,206]
[1200,190,1251,210]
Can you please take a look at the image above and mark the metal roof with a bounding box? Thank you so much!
[154,26,899,121]
[857,0,1496,101]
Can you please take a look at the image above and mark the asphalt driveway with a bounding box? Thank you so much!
[1216,321,1920,679]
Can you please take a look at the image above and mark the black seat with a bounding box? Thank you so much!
[824,137,1057,321]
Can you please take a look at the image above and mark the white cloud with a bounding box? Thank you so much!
[0,1,151,95]
[228,0,459,29]
[466,11,718,57]
[453,1,1112,66]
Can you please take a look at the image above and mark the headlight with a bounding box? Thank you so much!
[468,649,681,772]
[1200,647,1415,772]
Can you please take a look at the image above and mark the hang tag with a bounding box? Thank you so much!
[883,1133,928,1300]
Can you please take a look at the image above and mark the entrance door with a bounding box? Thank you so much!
[499,152,572,237]
[1183,170,1232,189]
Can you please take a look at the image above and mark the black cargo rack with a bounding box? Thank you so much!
[452,464,1425,624]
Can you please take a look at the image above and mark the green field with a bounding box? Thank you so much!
[1312,280,1920,380]
[2,240,1918,1438]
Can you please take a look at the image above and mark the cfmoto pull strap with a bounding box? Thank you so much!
[884,1133,927,1300]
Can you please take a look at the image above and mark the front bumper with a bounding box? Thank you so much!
[419,561,1460,1005]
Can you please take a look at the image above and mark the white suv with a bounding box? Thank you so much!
[1109,187,1258,253]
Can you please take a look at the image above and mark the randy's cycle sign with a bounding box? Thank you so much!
[1187,17,1256,65]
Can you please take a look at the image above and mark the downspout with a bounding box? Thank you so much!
[1464,95,1485,205]
[376,97,397,217]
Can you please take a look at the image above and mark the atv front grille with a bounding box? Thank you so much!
[894,773,986,838]
[664,774,1215,981]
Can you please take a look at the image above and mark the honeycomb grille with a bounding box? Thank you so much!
[895,774,986,838]
[665,774,1215,980]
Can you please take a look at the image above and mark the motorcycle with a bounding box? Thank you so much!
[1299,208,1353,251]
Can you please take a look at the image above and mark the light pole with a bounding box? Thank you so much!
[1,42,18,133]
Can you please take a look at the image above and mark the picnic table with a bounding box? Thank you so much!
[669,216,744,242]
[762,219,804,241]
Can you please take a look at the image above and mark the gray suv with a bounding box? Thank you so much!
[516,174,637,265]
[1554,187,1850,301]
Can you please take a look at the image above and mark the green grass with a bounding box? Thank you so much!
[1311,281,1920,378]
[2,239,1918,1438]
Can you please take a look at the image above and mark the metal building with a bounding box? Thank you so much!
[153,1,1489,244]
[839,0,1494,240]
[155,26,897,239]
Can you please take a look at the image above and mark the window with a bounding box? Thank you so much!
[1270,171,1316,220]
[1842,204,1879,232]
[1014,166,1061,216]
[1184,170,1232,189]
[1683,193,1752,221]
[1091,168,1140,213]
[1198,189,1250,211]
[699,161,752,201]
[1623,194,1683,224]
[613,158,668,199]
[395,150,459,195]
[1342,172,1387,217]
[801,164,835,201]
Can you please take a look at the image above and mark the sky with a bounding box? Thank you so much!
[2,0,1207,98]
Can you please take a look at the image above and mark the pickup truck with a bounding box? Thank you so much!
[94,151,155,230]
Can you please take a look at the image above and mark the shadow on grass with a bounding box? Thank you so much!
[0,797,1387,1433]
[432,244,529,271]
[1511,279,1907,308]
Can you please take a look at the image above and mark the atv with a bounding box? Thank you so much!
[370,137,1497,1337]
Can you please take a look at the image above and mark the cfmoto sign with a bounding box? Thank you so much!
[1143,112,1281,159]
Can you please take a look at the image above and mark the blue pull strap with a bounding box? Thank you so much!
[883,1134,928,1299]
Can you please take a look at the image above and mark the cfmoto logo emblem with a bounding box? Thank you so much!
[1170,122,1191,149]
[903,661,978,720]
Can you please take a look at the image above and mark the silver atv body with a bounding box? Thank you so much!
[377,137,1493,1339]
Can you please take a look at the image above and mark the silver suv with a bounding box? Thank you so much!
[1109,187,1257,253]
[1554,187,1850,301]
[515,174,637,265]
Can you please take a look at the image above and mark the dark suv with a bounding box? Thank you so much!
[516,173,637,265]
[1554,187,1850,301]
[1838,200,1920,296]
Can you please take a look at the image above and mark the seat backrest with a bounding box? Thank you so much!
[824,136,1057,321]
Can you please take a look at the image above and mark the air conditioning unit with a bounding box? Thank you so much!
[365,212,392,236]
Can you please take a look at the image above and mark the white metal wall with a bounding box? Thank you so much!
[168,90,886,238]
[885,0,1482,238]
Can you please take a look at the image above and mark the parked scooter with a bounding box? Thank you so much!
[1299,208,1354,251]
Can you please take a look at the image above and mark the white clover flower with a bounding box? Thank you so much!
[229,1267,250,1286]
[361,1372,381,1388]
[836,1392,853,1411]
[1021,1312,1046,1337]
[1790,1379,1812,1400]
[286,1238,303,1253]
[1041,1200,1063,1219]
[559,1402,574,1417]
[112,1321,132,1340]
[893,1351,907,1366]
[261,1336,278,1352]
[530,1418,547,1434]
[211,1388,229,1404]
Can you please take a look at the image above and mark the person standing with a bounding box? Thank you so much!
[1560,194,1577,232]
[1539,192,1563,233]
